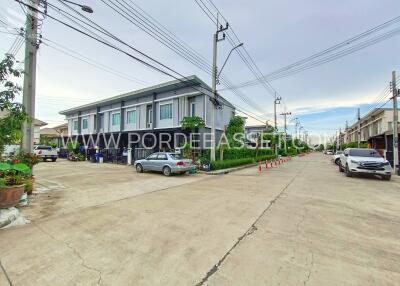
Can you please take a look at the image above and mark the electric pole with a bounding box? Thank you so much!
[280,111,291,152]
[274,92,281,132]
[391,71,398,175]
[357,108,361,148]
[273,93,281,157]
[210,20,228,162]
[21,0,40,153]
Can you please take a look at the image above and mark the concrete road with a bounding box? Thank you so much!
[0,153,399,286]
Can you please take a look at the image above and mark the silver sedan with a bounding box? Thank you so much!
[134,152,195,176]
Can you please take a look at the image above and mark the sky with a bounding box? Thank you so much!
[1,0,399,141]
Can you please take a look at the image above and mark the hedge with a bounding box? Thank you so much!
[210,155,276,170]
[216,148,273,160]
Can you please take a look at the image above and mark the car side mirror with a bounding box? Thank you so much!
[345,154,348,157]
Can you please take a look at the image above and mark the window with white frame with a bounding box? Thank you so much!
[111,112,121,126]
[190,102,196,116]
[126,109,136,124]
[82,118,88,129]
[160,103,172,120]
[73,120,78,131]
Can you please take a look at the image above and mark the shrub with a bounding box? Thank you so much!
[218,148,273,160]
[210,158,254,170]
[210,155,276,170]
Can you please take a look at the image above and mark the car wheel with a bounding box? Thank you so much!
[335,158,340,166]
[136,164,143,173]
[339,163,344,172]
[382,174,391,181]
[52,158,57,162]
[163,166,172,176]
[345,164,353,177]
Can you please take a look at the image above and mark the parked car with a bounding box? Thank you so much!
[33,145,58,162]
[339,148,392,180]
[134,152,195,176]
[326,150,334,155]
[331,150,344,165]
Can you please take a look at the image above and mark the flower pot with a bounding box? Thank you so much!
[0,185,25,209]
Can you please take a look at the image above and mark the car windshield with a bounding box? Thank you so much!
[349,149,382,158]
[336,151,344,155]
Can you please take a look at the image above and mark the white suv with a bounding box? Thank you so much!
[339,148,392,180]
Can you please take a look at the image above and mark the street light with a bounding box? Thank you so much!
[217,43,243,80]
[60,0,94,13]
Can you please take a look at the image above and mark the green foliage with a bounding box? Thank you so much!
[181,116,205,130]
[0,54,29,154]
[0,161,31,187]
[217,148,273,160]
[14,151,40,169]
[210,158,253,170]
[67,140,79,153]
[210,155,276,170]
[341,142,368,149]
[225,116,245,147]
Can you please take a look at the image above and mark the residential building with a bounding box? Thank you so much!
[345,108,400,166]
[40,123,68,146]
[59,76,235,157]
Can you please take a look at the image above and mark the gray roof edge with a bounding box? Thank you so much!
[59,75,204,115]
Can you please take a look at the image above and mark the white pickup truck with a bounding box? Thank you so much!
[339,148,392,180]
[34,145,58,162]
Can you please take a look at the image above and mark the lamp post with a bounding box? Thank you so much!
[217,43,243,80]
[60,0,93,13]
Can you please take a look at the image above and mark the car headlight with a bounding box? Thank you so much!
[350,160,359,164]
[382,161,391,166]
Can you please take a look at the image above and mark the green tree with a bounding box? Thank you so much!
[181,116,205,131]
[225,115,245,147]
[0,54,29,155]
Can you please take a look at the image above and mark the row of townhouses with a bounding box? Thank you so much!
[59,76,235,158]
[342,108,400,166]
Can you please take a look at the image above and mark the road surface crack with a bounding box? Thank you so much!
[0,259,13,286]
[195,165,307,286]
[34,223,103,285]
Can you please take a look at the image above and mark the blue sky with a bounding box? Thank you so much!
[0,0,399,140]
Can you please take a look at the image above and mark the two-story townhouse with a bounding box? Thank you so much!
[345,108,400,166]
[59,76,235,158]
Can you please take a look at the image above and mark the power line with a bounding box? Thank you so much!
[17,0,269,125]
[222,16,400,90]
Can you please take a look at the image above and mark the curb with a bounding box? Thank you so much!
[199,163,259,175]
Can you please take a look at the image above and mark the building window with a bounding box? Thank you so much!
[160,103,172,120]
[82,118,88,129]
[190,102,196,116]
[73,120,78,131]
[126,110,136,124]
[99,114,104,129]
[112,113,121,126]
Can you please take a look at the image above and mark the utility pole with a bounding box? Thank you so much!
[280,111,291,152]
[274,92,281,132]
[273,93,281,157]
[357,108,361,148]
[391,71,398,175]
[210,19,228,162]
[345,120,349,144]
[21,0,40,153]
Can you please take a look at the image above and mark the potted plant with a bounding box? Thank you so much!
[0,162,31,208]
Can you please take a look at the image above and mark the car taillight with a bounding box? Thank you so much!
[176,161,184,166]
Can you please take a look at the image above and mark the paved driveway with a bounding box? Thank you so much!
[1,154,399,286]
